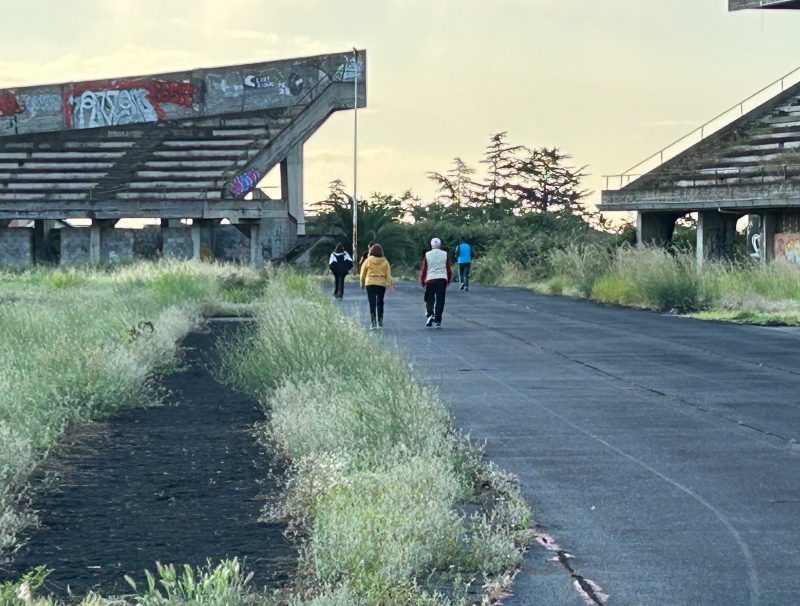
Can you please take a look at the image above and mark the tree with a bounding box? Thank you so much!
[428,157,478,208]
[313,180,415,262]
[511,147,590,215]
[479,131,525,216]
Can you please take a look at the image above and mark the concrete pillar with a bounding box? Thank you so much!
[696,210,741,267]
[281,142,305,236]
[249,223,262,267]
[637,212,680,246]
[761,211,778,264]
[191,223,201,261]
[89,224,101,265]
[88,220,117,265]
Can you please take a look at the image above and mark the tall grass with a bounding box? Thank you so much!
[589,246,703,312]
[0,559,257,606]
[216,273,532,605]
[0,261,262,555]
[543,244,800,321]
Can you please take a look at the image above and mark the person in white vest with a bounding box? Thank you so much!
[419,237,452,328]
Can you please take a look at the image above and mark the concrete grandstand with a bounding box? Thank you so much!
[0,50,365,267]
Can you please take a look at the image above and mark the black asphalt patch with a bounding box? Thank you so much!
[0,322,295,598]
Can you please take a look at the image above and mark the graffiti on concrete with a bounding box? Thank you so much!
[227,168,261,197]
[0,92,23,117]
[750,233,762,259]
[243,69,308,97]
[1,51,365,137]
[336,55,364,81]
[244,74,290,94]
[774,232,800,264]
[70,89,157,129]
[20,93,62,117]
[65,80,194,129]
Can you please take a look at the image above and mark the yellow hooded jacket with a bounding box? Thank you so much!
[360,255,394,287]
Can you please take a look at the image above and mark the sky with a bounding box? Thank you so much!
[1,0,800,213]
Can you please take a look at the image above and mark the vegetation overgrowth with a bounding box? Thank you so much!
[215,273,533,605]
[308,130,798,325]
[0,261,267,557]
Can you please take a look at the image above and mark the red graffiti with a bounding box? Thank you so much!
[0,92,23,117]
[64,79,194,128]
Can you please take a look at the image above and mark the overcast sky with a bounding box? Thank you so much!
[1,0,800,209]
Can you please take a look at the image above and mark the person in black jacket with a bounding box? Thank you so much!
[329,243,354,299]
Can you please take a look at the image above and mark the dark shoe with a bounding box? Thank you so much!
[434,322,442,329]
[426,315,434,327]
[459,283,465,291]
[378,320,383,328]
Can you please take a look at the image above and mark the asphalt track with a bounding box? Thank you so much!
[341,281,800,606]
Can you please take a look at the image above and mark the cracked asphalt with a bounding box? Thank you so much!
[341,281,800,606]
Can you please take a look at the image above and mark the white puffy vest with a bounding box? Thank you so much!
[425,248,448,281]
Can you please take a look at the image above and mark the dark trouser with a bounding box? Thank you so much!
[424,279,448,323]
[458,262,471,288]
[366,285,386,323]
[333,273,346,298]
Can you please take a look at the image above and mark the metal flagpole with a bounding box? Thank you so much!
[352,48,359,261]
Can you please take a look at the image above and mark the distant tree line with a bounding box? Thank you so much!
[309,132,633,275]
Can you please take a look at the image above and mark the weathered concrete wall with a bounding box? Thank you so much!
[101,228,134,264]
[133,226,162,259]
[215,226,251,263]
[0,228,33,268]
[60,228,91,266]
[162,227,193,259]
[0,51,366,137]
[259,217,297,260]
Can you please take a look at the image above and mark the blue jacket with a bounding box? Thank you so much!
[456,242,473,264]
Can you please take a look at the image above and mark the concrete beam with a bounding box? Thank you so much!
[601,182,800,212]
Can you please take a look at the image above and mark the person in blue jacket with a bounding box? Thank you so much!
[328,243,354,299]
[454,236,473,291]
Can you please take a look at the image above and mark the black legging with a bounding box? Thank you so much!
[366,285,386,322]
[333,273,346,298]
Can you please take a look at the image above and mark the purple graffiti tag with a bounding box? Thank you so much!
[227,168,261,197]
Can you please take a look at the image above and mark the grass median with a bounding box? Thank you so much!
[0,261,265,557]
[215,272,533,605]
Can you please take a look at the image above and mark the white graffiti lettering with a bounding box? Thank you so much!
[71,88,158,129]
[244,74,291,95]
[750,233,761,258]
[338,57,364,81]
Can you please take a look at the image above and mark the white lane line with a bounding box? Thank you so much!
[436,341,761,606]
